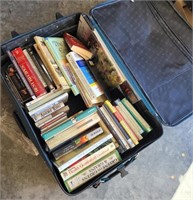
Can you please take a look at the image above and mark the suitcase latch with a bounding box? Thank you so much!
[117,164,128,178]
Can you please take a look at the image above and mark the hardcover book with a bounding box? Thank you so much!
[11,47,47,97]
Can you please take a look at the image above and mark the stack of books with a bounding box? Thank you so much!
[4,14,152,192]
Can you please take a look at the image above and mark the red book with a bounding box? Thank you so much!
[11,47,47,97]
[64,33,93,60]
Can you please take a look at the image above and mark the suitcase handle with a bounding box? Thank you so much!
[92,155,137,189]
[13,111,29,139]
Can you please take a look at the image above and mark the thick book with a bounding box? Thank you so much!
[44,37,79,96]
[52,125,103,160]
[42,106,97,141]
[6,50,36,99]
[34,36,70,91]
[54,133,113,172]
[6,65,31,103]
[60,141,116,181]
[45,112,101,150]
[11,47,47,97]
[64,33,93,60]
[64,150,121,192]
[28,92,68,122]
[121,98,152,133]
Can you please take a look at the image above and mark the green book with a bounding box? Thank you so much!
[42,106,97,141]
[121,98,152,133]
[64,150,122,192]
[44,37,79,96]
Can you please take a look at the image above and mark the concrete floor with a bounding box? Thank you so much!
[1,1,193,200]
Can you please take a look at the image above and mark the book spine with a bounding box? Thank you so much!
[31,101,65,122]
[42,106,97,141]
[105,100,139,145]
[121,98,152,133]
[6,65,31,102]
[11,47,47,97]
[41,115,68,134]
[53,126,103,160]
[97,107,128,152]
[5,74,23,102]
[45,112,101,150]
[35,106,69,127]
[115,105,143,141]
[64,150,121,192]
[61,142,116,181]
[6,50,36,99]
[26,46,55,91]
[57,134,113,172]
[115,101,143,139]
[23,49,47,88]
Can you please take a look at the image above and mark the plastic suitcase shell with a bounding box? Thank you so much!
[1,0,191,195]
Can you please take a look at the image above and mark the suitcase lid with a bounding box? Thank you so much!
[90,0,193,126]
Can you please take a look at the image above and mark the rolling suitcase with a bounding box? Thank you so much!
[1,0,192,195]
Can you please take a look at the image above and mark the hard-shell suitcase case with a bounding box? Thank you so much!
[0,0,192,195]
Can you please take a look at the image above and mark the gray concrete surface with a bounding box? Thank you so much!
[1,1,193,200]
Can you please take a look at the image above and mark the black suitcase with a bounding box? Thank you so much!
[0,0,192,195]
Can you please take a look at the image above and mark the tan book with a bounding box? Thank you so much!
[46,112,101,150]
[34,36,70,91]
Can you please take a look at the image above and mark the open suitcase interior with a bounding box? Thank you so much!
[1,0,192,195]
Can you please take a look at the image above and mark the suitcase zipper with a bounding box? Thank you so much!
[147,2,193,62]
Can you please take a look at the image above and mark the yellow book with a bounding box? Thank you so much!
[104,100,139,145]
[34,36,70,91]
